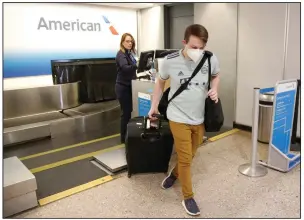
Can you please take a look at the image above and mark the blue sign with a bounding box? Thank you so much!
[260,87,274,94]
[138,92,151,116]
[271,82,297,155]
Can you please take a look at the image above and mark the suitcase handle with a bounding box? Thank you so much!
[151,114,163,120]
[142,114,162,141]
[144,114,163,130]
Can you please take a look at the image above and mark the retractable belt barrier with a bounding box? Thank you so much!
[239,79,301,176]
[238,88,268,177]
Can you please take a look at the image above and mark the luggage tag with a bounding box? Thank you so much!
[146,118,159,129]
[143,115,161,131]
[142,116,161,141]
[146,118,151,129]
[144,117,158,129]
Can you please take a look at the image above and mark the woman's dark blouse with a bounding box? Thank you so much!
[115,50,137,87]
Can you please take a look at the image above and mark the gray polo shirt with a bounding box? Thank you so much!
[159,50,220,125]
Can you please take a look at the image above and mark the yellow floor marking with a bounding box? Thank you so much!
[208,128,240,142]
[38,175,113,206]
[20,133,120,161]
[30,144,124,174]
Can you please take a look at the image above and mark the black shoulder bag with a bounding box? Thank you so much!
[158,51,212,120]
[204,54,224,132]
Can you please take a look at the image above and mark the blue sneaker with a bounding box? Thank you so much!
[161,167,177,189]
[182,198,200,216]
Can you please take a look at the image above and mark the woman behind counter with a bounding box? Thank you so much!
[115,33,137,143]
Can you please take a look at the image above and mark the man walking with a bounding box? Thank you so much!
[148,24,220,216]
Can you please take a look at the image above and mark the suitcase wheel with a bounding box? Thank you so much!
[128,173,131,178]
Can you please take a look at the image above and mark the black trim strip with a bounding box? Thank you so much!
[233,122,252,132]
[167,54,180,60]
[168,51,179,56]
[259,101,273,106]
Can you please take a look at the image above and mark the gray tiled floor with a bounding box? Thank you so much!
[15,131,300,218]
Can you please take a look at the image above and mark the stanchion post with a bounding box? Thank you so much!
[238,88,268,177]
[250,88,260,170]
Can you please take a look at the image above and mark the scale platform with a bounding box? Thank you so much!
[93,136,207,173]
[93,147,127,173]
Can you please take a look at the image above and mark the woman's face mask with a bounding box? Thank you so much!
[185,46,204,63]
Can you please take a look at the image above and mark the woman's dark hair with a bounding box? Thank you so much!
[120,33,136,53]
[184,24,208,43]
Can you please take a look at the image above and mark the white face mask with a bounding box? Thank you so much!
[186,47,204,63]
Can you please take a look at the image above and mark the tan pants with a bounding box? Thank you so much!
[169,120,205,199]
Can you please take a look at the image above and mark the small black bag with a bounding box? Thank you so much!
[158,51,212,120]
[204,54,224,132]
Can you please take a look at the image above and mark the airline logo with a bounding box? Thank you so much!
[37,15,119,35]
[102,16,119,35]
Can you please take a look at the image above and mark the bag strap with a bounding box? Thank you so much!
[207,53,212,91]
[168,51,213,104]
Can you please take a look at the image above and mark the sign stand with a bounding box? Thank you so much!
[239,88,268,177]
[259,79,301,172]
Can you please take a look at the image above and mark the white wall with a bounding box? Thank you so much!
[284,3,300,137]
[137,6,164,54]
[236,3,287,126]
[284,3,300,80]
[194,3,238,127]
[3,3,137,90]
[236,3,300,137]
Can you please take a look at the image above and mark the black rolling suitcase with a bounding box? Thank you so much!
[125,115,174,178]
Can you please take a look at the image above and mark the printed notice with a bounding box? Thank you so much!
[271,82,297,154]
[138,92,151,117]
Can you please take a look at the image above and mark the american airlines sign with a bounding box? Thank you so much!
[37,16,119,34]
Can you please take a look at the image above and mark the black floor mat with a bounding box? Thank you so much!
[34,159,108,200]
[21,136,121,169]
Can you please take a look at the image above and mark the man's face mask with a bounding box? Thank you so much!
[185,45,204,63]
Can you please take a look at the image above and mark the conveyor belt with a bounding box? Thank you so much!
[64,101,119,114]
[4,100,121,146]
[3,119,120,160]
[4,111,68,128]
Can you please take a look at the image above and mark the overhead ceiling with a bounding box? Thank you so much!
[87,3,168,9]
